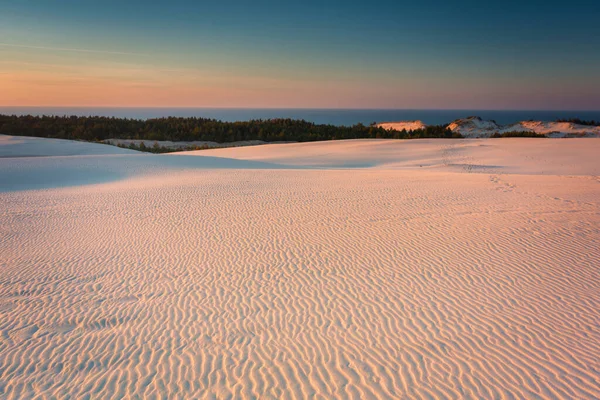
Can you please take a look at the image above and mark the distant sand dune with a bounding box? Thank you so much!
[446,116,600,138]
[375,117,600,138]
[376,120,427,131]
[1,135,599,398]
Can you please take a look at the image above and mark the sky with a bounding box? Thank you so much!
[1,0,599,109]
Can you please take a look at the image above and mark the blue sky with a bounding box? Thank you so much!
[1,0,599,108]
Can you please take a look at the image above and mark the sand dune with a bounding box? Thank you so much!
[376,120,427,131]
[378,117,600,138]
[514,120,600,137]
[446,116,600,138]
[182,138,600,175]
[0,135,295,192]
[1,136,600,399]
[0,134,139,158]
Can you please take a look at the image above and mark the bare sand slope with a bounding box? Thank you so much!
[182,138,600,175]
[0,135,139,158]
[1,138,600,399]
[0,135,293,192]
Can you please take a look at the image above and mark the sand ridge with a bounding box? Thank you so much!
[1,136,600,398]
[180,138,600,176]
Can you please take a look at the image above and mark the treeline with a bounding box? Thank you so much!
[491,131,546,138]
[555,118,599,126]
[0,114,461,143]
[117,142,213,154]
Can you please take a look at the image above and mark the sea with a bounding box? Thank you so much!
[1,107,599,127]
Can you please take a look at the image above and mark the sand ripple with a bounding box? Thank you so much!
[1,163,599,398]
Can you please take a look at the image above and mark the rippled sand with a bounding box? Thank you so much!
[1,136,599,399]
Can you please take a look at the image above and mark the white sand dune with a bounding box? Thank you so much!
[1,135,600,399]
[445,116,600,138]
[379,117,600,138]
[511,120,600,137]
[376,120,427,131]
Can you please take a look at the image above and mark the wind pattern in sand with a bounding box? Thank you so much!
[1,136,600,399]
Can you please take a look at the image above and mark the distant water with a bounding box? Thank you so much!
[1,107,599,127]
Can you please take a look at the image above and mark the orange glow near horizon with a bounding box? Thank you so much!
[2,52,598,110]
[0,65,434,108]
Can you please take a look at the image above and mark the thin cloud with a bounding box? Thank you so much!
[0,42,148,56]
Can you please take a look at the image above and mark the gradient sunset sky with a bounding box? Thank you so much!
[1,0,599,109]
